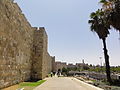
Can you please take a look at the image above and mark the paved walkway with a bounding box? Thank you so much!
[34,77,103,90]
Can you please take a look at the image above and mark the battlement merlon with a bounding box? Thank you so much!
[33,27,48,37]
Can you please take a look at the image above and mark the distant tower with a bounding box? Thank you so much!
[82,59,85,64]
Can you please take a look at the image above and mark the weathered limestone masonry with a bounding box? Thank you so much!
[0,0,33,88]
[52,56,56,72]
[31,27,53,80]
[0,0,54,89]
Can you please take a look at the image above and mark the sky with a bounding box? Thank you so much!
[14,0,120,66]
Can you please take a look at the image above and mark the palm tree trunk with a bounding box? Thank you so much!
[102,38,112,84]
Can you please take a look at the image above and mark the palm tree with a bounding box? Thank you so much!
[100,0,113,11]
[100,0,120,32]
[108,0,120,31]
[88,9,112,84]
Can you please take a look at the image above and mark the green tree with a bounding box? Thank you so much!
[88,9,112,84]
[62,67,69,76]
[62,67,68,73]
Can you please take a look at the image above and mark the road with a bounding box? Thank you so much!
[34,77,103,90]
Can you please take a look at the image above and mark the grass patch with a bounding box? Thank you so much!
[20,80,46,87]
[3,80,46,90]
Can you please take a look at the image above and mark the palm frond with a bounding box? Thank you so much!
[100,0,107,4]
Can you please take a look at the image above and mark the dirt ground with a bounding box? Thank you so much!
[2,85,35,90]
[2,85,19,90]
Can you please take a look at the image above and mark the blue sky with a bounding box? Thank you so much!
[14,0,120,66]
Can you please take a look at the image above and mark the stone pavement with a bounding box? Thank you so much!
[34,77,103,90]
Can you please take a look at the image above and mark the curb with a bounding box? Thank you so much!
[73,78,104,90]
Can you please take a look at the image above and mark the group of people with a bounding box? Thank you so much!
[50,71,61,77]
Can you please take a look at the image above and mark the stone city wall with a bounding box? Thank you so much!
[0,0,54,89]
[31,27,43,80]
[0,0,33,88]
[55,62,67,72]
[52,56,55,72]
[31,27,53,80]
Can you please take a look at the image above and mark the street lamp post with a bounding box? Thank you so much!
[99,57,102,73]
